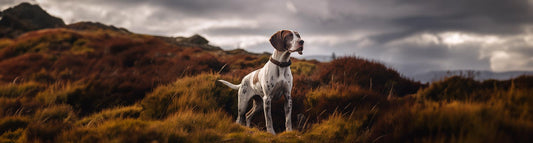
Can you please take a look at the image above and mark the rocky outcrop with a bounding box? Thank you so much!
[0,2,65,38]
[157,34,222,51]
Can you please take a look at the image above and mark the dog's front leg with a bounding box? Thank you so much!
[284,92,293,131]
[262,96,276,134]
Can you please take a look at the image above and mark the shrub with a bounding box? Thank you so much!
[304,83,385,122]
[416,76,482,101]
[316,57,421,96]
[416,75,533,103]
[291,60,317,76]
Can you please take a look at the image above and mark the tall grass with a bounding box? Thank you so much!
[59,109,245,142]
[305,83,384,122]
[141,73,238,119]
[0,116,29,135]
[304,113,366,142]
[35,81,87,106]
[23,105,76,142]
[0,81,45,98]
[0,116,28,142]
[76,105,142,127]
[371,76,533,143]
[372,100,533,142]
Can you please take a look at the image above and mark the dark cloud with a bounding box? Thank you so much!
[366,0,533,43]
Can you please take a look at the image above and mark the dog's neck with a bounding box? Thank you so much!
[271,50,291,63]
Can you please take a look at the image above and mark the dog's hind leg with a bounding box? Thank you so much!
[246,96,263,127]
[236,83,253,125]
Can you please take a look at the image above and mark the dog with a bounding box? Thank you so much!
[218,30,304,134]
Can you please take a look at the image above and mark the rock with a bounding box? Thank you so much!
[187,34,209,45]
[0,2,65,38]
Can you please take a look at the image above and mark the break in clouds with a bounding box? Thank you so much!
[2,0,533,75]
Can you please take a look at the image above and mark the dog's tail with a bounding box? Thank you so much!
[217,80,240,90]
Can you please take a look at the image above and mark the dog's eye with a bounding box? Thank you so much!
[284,34,293,40]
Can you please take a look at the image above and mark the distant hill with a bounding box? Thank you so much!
[301,55,334,62]
[155,34,222,51]
[0,2,65,38]
[65,21,130,34]
[412,70,533,83]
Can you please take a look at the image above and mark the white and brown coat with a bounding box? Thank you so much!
[218,30,304,134]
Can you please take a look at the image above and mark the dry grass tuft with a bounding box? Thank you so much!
[304,113,367,142]
[76,105,142,127]
[0,81,45,98]
[141,73,238,119]
[59,109,245,142]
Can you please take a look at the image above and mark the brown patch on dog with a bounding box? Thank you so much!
[253,71,259,84]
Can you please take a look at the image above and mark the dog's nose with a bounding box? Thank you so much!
[299,40,304,45]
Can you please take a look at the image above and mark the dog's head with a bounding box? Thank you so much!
[269,30,304,55]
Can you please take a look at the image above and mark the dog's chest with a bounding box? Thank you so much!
[263,68,292,97]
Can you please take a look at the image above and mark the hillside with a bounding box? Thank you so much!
[0,3,532,142]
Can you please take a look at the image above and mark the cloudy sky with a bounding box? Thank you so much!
[2,0,533,76]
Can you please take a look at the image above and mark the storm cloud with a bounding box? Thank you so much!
[1,0,533,76]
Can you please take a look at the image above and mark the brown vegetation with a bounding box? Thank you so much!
[0,25,531,142]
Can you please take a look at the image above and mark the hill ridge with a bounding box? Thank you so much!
[0,2,65,38]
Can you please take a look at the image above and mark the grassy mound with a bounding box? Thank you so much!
[141,73,238,119]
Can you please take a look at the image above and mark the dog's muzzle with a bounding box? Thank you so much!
[291,47,303,55]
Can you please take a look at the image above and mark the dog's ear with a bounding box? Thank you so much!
[269,30,286,51]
